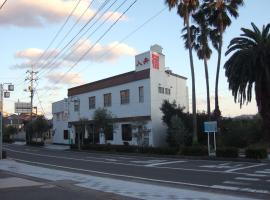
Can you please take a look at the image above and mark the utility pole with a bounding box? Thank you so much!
[25,66,38,143]
[0,83,14,160]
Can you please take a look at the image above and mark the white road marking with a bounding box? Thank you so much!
[245,173,267,177]
[223,181,250,186]
[211,185,239,191]
[255,170,270,174]
[225,164,266,172]
[235,177,260,181]
[0,160,256,200]
[145,160,186,167]
[131,160,167,164]
[211,185,270,194]
[105,159,117,162]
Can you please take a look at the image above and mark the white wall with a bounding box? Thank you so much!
[68,79,151,122]
[52,99,69,144]
[149,51,189,147]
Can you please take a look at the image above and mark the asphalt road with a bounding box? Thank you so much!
[3,143,270,199]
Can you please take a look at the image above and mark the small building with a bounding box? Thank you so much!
[52,45,189,147]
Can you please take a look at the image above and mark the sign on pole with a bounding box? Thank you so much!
[204,121,218,157]
[0,111,2,159]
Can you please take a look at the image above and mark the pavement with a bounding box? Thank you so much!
[2,143,270,199]
[0,169,138,200]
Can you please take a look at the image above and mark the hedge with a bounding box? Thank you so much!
[2,150,7,159]
[179,146,208,156]
[216,147,239,158]
[245,147,268,159]
[27,141,45,146]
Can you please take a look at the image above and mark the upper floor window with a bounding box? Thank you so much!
[139,86,144,103]
[89,96,96,109]
[120,89,129,104]
[104,93,112,107]
[165,88,171,95]
[74,100,80,112]
[158,86,164,94]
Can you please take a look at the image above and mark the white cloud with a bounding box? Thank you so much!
[68,40,137,63]
[0,0,128,27]
[13,41,137,70]
[46,72,85,86]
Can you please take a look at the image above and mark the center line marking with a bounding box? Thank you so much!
[225,164,266,172]
[145,160,186,167]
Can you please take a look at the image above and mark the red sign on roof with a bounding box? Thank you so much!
[152,53,159,69]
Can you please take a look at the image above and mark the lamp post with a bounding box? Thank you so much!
[0,83,14,160]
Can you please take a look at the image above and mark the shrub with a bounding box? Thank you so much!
[3,138,13,143]
[2,150,7,159]
[179,146,208,156]
[28,141,44,146]
[216,147,239,158]
[245,147,268,159]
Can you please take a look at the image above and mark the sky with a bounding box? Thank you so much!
[0,0,269,118]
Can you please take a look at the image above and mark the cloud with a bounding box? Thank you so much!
[68,40,137,63]
[12,41,136,70]
[46,72,85,85]
[0,0,128,27]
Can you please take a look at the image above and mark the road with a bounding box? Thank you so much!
[2,143,270,199]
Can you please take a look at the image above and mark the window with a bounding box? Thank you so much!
[74,100,80,112]
[139,86,144,103]
[120,89,129,104]
[63,130,69,140]
[165,88,171,95]
[56,113,60,121]
[158,86,164,94]
[122,124,132,141]
[104,93,112,107]
[89,96,96,109]
[105,125,113,141]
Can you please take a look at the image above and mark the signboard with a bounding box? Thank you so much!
[204,121,217,133]
[15,102,32,114]
[151,53,159,69]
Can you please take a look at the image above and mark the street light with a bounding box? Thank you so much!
[0,83,14,160]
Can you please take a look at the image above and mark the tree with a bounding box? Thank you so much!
[32,116,49,142]
[169,115,191,148]
[165,0,199,144]
[224,23,270,140]
[3,126,17,141]
[183,8,219,118]
[93,108,114,143]
[204,0,244,118]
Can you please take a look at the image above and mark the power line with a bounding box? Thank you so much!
[34,0,83,69]
[14,0,83,87]
[38,0,124,79]
[39,0,137,99]
[37,0,96,73]
[37,0,111,78]
[0,0,7,9]
[65,7,166,84]
[35,90,46,117]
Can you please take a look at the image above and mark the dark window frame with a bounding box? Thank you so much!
[120,89,130,104]
[89,96,96,109]
[103,93,112,107]
[121,124,132,141]
[139,86,144,103]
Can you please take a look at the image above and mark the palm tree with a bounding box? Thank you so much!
[183,9,219,119]
[224,23,270,140]
[165,0,199,144]
[204,0,244,118]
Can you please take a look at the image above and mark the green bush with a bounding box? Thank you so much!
[245,147,268,159]
[2,150,7,159]
[27,141,44,146]
[179,146,208,156]
[3,138,13,143]
[216,147,239,158]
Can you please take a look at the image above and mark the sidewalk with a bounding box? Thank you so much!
[0,159,259,200]
[0,169,137,200]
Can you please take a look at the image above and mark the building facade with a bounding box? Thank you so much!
[52,45,189,147]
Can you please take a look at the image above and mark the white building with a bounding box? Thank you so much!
[52,45,189,147]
